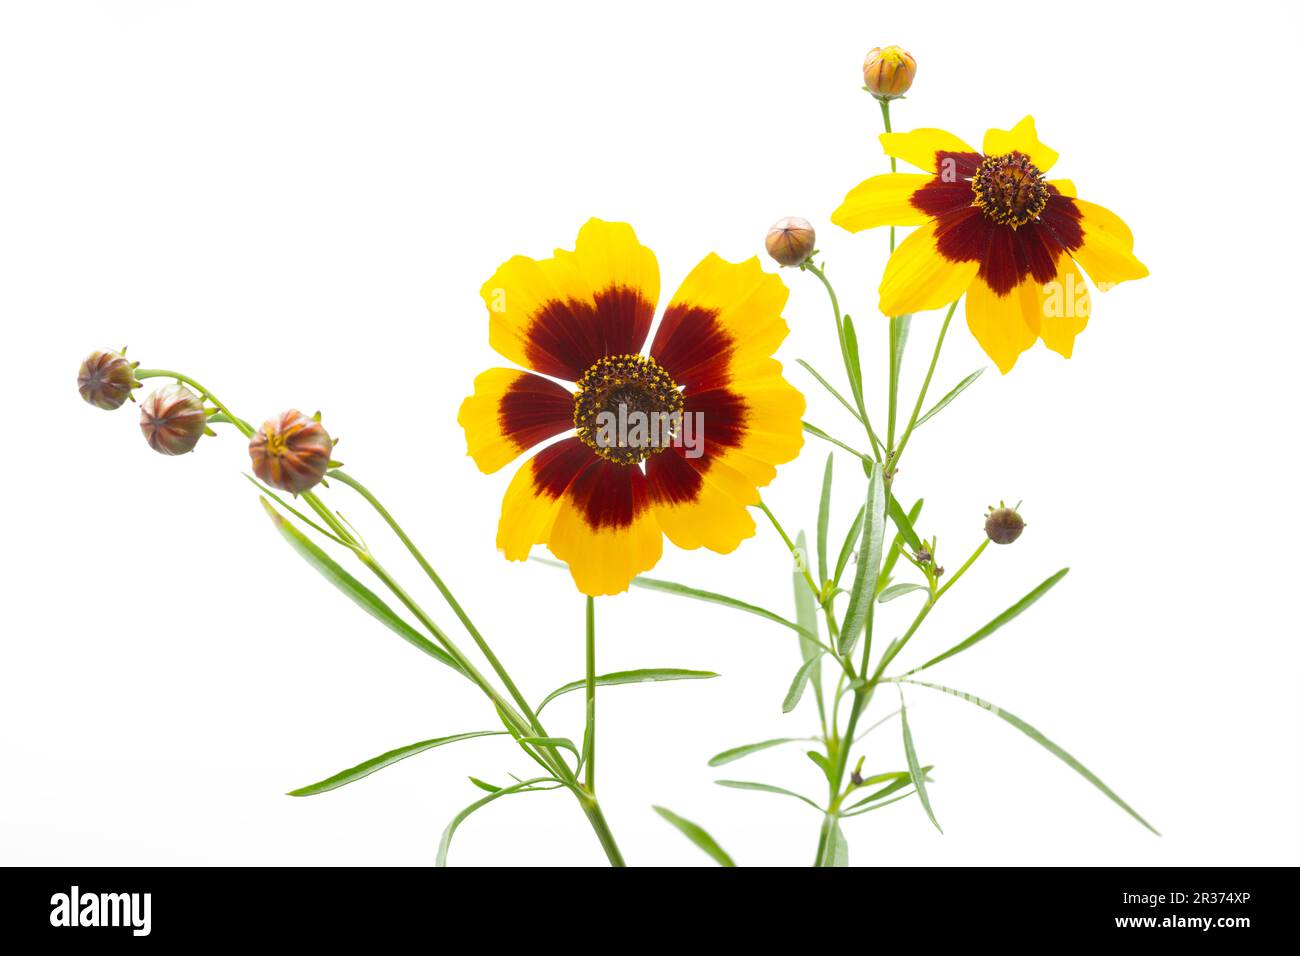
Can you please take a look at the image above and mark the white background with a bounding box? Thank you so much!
[3,0,1298,867]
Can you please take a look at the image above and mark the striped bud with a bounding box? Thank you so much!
[863,46,916,100]
[139,384,207,455]
[765,217,816,267]
[249,409,334,494]
[78,349,140,410]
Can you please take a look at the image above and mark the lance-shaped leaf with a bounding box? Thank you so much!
[436,777,553,867]
[915,367,985,429]
[535,668,719,713]
[817,456,833,584]
[878,582,928,604]
[792,530,823,715]
[714,779,822,811]
[260,498,461,674]
[653,806,736,867]
[708,737,809,767]
[880,498,923,583]
[899,693,943,833]
[899,678,1159,834]
[910,568,1069,674]
[288,731,504,796]
[838,464,887,658]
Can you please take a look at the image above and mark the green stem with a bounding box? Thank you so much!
[757,501,820,598]
[879,98,897,250]
[329,470,550,739]
[134,369,254,438]
[584,596,596,793]
[890,299,960,471]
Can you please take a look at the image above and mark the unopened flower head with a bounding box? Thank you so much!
[765,217,816,267]
[984,503,1025,545]
[78,348,140,410]
[863,46,915,100]
[249,409,334,494]
[139,384,207,455]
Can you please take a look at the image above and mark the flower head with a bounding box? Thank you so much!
[78,348,140,410]
[139,384,207,455]
[765,217,816,267]
[831,116,1148,372]
[249,409,334,494]
[459,219,806,596]
[863,46,916,100]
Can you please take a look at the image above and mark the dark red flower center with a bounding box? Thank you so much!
[971,151,1049,228]
[573,354,683,465]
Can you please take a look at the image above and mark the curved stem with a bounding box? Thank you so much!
[584,596,596,793]
[134,369,254,438]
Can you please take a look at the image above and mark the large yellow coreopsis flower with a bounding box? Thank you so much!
[459,219,805,596]
[833,116,1148,372]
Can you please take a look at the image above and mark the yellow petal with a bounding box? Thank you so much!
[831,173,932,232]
[496,438,593,560]
[879,128,976,173]
[651,254,789,388]
[547,464,662,596]
[647,452,757,553]
[458,368,575,474]
[982,116,1059,172]
[1037,258,1091,359]
[1071,199,1149,288]
[965,277,1041,374]
[481,218,660,380]
[878,221,979,317]
[1048,179,1077,198]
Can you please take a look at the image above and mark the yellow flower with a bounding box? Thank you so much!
[459,219,806,596]
[832,116,1148,372]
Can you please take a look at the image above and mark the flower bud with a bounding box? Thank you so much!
[863,46,916,100]
[984,504,1025,545]
[78,349,140,410]
[765,217,816,267]
[139,384,207,455]
[249,409,334,494]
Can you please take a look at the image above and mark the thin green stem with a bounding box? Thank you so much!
[878,99,897,250]
[134,369,254,438]
[584,596,596,793]
[757,501,820,599]
[891,299,960,470]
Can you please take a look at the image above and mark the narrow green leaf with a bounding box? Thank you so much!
[838,465,887,658]
[900,692,943,833]
[708,737,808,767]
[436,777,552,866]
[879,582,928,604]
[889,313,912,389]
[816,455,833,585]
[468,776,501,794]
[886,494,923,554]
[652,806,736,867]
[842,765,934,812]
[518,736,580,761]
[840,790,917,818]
[714,779,822,811]
[796,361,864,424]
[880,498,923,582]
[626,573,822,645]
[915,367,986,429]
[260,499,461,674]
[792,530,823,715]
[535,668,719,713]
[782,656,822,714]
[803,421,868,460]
[833,505,866,587]
[911,569,1069,674]
[806,750,833,782]
[287,731,504,796]
[827,820,849,866]
[842,315,865,409]
[899,678,1160,834]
